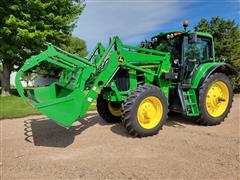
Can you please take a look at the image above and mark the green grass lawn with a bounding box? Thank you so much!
[0,89,96,120]
[0,95,40,119]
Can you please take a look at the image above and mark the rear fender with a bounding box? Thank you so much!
[191,62,236,89]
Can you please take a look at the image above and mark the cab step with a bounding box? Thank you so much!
[182,89,200,116]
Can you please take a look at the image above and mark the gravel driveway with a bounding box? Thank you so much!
[1,95,239,179]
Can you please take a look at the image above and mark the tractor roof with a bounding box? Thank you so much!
[153,30,213,39]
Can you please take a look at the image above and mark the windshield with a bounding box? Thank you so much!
[154,37,181,60]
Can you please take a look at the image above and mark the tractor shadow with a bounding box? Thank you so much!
[110,115,198,137]
[23,112,108,148]
[24,113,199,145]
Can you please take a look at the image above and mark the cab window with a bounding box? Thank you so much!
[184,36,212,63]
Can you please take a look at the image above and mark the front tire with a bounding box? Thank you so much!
[197,73,233,125]
[122,85,168,137]
[97,92,122,123]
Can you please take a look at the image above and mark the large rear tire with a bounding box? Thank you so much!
[196,73,233,125]
[97,92,122,123]
[122,85,168,137]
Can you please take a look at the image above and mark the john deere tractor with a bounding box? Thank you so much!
[16,21,235,137]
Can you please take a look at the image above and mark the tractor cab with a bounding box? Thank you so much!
[150,22,214,88]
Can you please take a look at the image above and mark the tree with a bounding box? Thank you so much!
[195,17,240,92]
[0,0,86,95]
[62,36,88,57]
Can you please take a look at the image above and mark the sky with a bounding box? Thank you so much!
[73,0,240,52]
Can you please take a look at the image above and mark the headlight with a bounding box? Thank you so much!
[151,37,158,43]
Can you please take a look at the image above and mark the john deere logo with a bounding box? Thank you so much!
[118,56,124,62]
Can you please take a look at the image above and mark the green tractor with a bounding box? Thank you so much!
[16,21,235,137]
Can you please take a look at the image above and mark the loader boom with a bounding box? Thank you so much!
[16,36,169,126]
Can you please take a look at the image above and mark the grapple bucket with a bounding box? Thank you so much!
[15,43,104,127]
[27,84,85,126]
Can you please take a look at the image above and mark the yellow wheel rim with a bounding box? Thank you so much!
[137,96,163,129]
[206,81,229,117]
[108,103,122,117]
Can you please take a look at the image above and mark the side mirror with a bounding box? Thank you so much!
[188,33,197,43]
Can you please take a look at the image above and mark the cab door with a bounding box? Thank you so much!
[182,35,213,86]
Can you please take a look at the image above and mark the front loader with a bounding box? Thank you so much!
[16,22,235,137]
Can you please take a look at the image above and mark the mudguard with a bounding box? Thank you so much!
[191,62,236,89]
